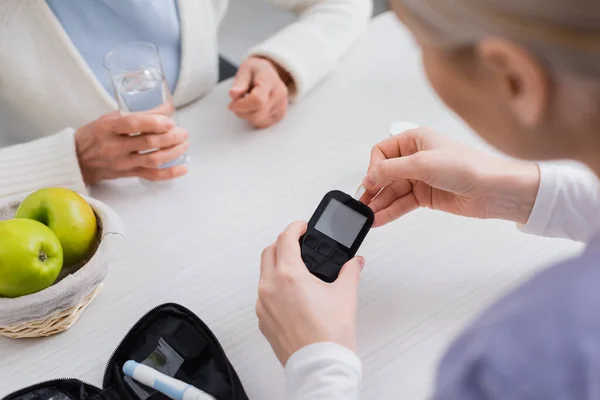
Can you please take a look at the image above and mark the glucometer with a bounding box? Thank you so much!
[300,190,374,283]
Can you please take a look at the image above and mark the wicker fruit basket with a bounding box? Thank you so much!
[0,193,124,338]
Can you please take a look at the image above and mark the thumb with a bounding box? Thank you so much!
[230,65,253,100]
[364,152,436,190]
[335,256,365,290]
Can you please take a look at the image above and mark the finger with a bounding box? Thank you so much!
[363,129,430,195]
[260,244,277,279]
[99,110,120,120]
[269,85,289,110]
[267,97,287,122]
[233,108,261,121]
[370,130,422,165]
[105,103,174,118]
[377,127,443,162]
[230,84,271,114]
[366,186,398,213]
[334,256,365,290]
[235,101,283,121]
[121,127,188,154]
[364,152,434,191]
[275,221,308,266]
[234,87,285,117]
[127,141,189,169]
[252,112,281,129]
[361,137,410,200]
[134,165,188,181]
[255,299,266,324]
[239,99,286,129]
[230,64,254,100]
[367,181,414,213]
[269,103,286,119]
[373,196,420,227]
[367,137,401,174]
[233,109,274,129]
[267,108,285,126]
[359,187,382,206]
[139,102,176,117]
[107,114,175,135]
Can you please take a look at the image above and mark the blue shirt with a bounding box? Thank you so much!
[434,236,600,400]
[45,0,181,97]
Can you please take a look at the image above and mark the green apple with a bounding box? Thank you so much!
[16,188,97,266]
[0,218,63,298]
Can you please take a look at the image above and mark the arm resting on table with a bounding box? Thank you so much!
[285,342,362,399]
[0,128,88,199]
[251,0,373,100]
[520,162,600,242]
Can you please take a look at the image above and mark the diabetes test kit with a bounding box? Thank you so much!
[3,304,248,400]
[4,189,374,399]
[300,190,374,282]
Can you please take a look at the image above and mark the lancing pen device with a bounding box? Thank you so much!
[123,360,215,400]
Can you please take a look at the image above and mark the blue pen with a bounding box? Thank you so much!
[123,360,215,400]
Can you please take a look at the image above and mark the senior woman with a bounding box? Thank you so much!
[257,0,600,398]
[0,0,371,198]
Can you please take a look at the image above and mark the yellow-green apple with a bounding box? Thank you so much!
[0,218,63,298]
[16,188,97,266]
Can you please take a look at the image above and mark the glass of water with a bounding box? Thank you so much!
[104,42,188,180]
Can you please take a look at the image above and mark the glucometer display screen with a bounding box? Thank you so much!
[314,199,368,248]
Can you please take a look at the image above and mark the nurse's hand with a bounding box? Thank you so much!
[257,221,364,366]
[75,111,189,185]
[361,128,540,227]
[229,56,291,129]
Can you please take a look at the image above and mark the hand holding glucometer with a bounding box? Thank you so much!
[299,190,374,282]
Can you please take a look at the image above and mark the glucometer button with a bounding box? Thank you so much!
[304,235,319,249]
[318,260,342,282]
[318,243,332,257]
[331,250,346,265]
[302,255,318,269]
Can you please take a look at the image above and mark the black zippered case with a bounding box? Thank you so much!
[2,303,249,400]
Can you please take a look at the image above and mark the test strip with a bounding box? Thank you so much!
[354,185,366,200]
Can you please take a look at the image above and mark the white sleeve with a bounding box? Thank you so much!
[285,342,362,399]
[520,161,600,242]
[0,129,88,199]
[249,0,372,100]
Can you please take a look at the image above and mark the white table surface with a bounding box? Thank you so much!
[0,12,584,399]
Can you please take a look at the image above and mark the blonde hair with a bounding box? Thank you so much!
[394,0,600,77]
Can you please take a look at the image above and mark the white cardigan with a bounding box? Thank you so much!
[0,0,372,198]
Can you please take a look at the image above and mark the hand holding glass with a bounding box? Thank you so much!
[104,42,188,177]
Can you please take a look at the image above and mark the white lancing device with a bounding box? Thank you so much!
[123,360,215,400]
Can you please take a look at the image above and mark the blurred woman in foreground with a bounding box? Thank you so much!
[257,0,600,398]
